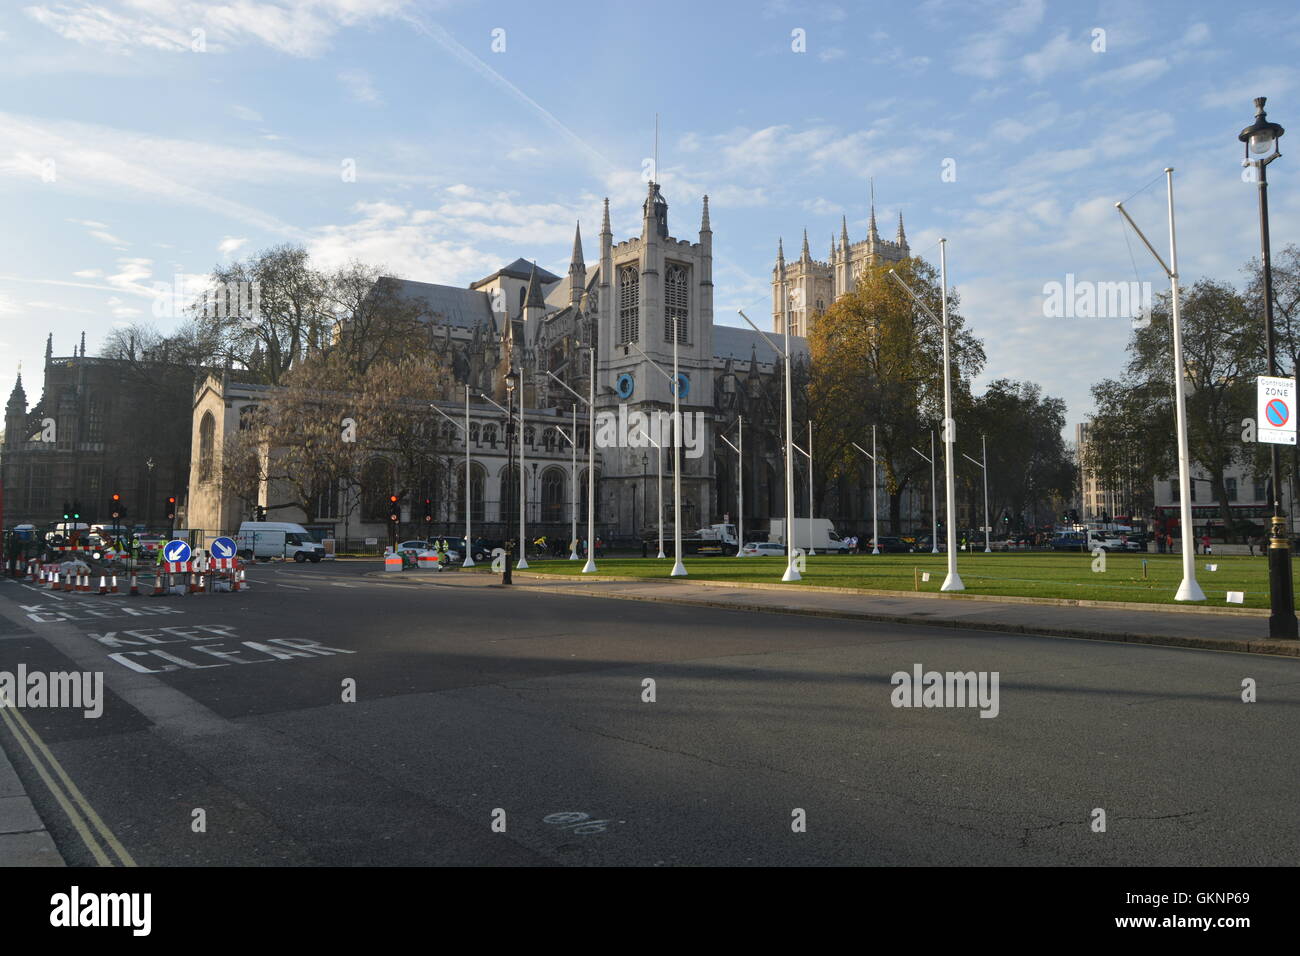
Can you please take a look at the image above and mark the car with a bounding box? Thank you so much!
[741,541,786,556]
[1050,533,1086,551]
[911,534,947,552]
[397,540,432,552]
[869,536,913,553]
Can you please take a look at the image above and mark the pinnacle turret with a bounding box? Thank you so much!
[700,194,711,233]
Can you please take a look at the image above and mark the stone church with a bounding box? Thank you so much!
[189,182,832,546]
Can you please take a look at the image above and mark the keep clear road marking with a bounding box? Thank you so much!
[0,694,135,866]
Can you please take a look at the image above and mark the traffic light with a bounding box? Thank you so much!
[62,501,71,520]
[423,498,433,523]
[388,494,400,524]
[165,496,177,521]
[110,493,123,520]
[254,504,267,521]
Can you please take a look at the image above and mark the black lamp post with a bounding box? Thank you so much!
[1240,96,1297,639]
[503,373,517,585]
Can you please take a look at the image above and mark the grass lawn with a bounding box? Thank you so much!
[506,551,1291,609]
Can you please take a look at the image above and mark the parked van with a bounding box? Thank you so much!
[236,522,325,562]
[768,518,851,553]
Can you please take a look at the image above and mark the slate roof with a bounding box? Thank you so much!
[470,258,561,289]
[712,324,809,362]
[380,277,496,329]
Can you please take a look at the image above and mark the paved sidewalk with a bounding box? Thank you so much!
[0,732,64,866]
[376,568,1300,658]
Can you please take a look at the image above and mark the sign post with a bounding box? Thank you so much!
[1258,376,1297,445]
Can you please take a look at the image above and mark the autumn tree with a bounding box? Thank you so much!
[808,257,985,533]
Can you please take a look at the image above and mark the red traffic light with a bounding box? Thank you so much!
[389,495,399,503]
[112,493,121,501]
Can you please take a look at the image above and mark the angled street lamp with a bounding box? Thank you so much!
[477,387,528,573]
[851,425,880,555]
[719,415,744,556]
[554,405,580,560]
[791,428,815,555]
[429,388,475,567]
[634,423,667,559]
[629,340,687,576]
[890,252,964,591]
[962,433,991,553]
[1116,170,1205,602]
[545,346,597,572]
[911,431,939,553]
[1240,96,1297,638]
[738,308,800,582]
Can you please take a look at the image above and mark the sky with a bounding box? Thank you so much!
[2,0,1299,435]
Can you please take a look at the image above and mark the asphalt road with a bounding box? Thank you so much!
[0,559,1297,866]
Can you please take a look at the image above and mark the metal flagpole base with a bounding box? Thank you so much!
[462,557,475,567]
[582,558,597,573]
[872,547,880,555]
[782,565,801,582]
[931,548,939,554]
[1174,577,1207,602]
[941,572,965,592]
[671,560,687,577]
[569,552,579,560]
[983,548,991,554]
[657,550,666,559]
[516,556,529,569]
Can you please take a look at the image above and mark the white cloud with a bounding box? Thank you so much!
[26,0,414,58]
[229,105,264,123]
[338,68,382,104]
[952,0,1046,79]
[218,236,249,256]
[1083,57,1170,91]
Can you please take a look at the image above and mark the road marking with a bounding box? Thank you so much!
[0,695,135,866]
[275,583,310,591]
[328,582,358,588]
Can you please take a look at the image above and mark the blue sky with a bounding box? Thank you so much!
[2,0,1299,435]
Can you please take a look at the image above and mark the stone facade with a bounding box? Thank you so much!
[2,336,193,531]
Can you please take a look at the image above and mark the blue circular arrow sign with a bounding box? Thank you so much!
[163,539,192,563]
[210,536,237,559]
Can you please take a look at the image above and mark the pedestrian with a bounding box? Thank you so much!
[595,536,604,557]
[641,538,648,558]
[1202,533,1212,556]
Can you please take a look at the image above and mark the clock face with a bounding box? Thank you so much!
[673,373,690,399]
[616,372,635,399]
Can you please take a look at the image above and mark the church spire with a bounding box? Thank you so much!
[79,331,86,357]
[800,229,810,262]
[776,237,785,265]
[569,222,586,309]
[45,334,53,364]
[6,370,24,412]
[868,181,879,245]
[570,221,584,269]
[897,210,907,249]
[600,197,611,236]
[524,261,546,309]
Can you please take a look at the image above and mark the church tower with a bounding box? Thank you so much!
[5,372,27,447]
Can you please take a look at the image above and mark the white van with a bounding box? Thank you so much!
[236,522,326,563]
[768,518,851,553]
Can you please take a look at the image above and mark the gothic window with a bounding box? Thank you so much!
[27,463,50,511]
[470,422,480,444]
[483,424,498,447]
[86,399,104,443]
[524,425,535,447]
[460,463,487,522]
[198,412,215,483]
[312,477,340,519]
[664,264,689,344]
[618,266,639,343]
[239,405,259,430]
[543,428,557,452]
[541,467,566,522]
[361,458,394,522]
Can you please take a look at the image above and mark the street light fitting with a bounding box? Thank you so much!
[1240,96,1284,161]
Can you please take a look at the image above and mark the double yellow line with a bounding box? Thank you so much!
[0,694,135,867]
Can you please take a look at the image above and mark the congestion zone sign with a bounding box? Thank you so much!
[1258,376,1297,445]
